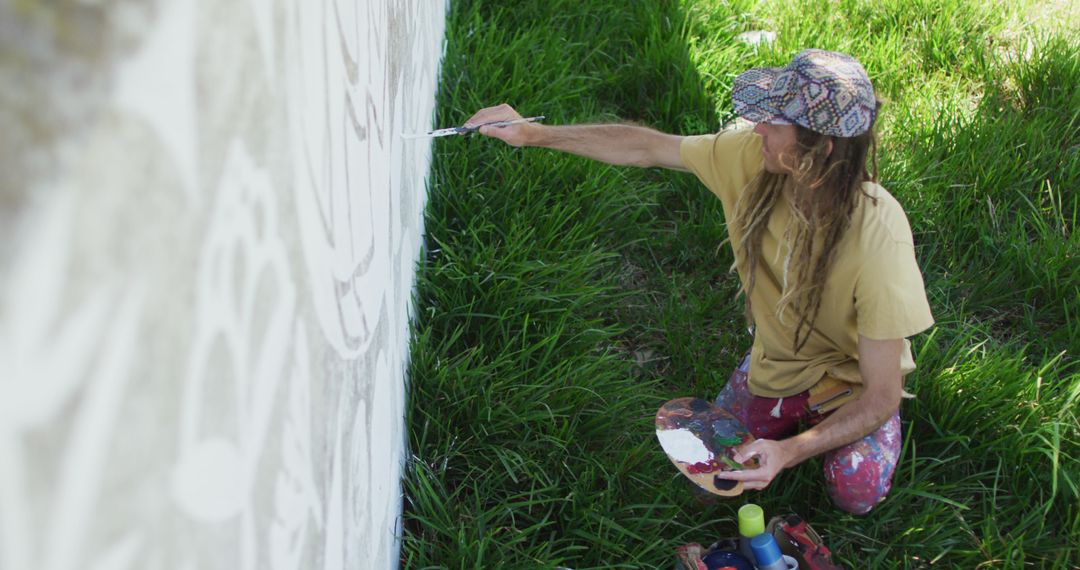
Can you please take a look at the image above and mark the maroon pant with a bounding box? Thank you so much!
[714,353,902,514]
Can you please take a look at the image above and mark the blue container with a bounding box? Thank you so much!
[701,549,755,570]
[750,533,791,570]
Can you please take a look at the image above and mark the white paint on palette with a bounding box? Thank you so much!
[656,429,713,464]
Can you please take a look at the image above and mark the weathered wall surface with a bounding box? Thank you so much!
[0,1,444,568]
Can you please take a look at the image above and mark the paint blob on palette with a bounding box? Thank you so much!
[655,397,756,497]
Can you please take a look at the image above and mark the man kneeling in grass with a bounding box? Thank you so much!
[467,49,933,514]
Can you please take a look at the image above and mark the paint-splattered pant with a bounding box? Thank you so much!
[714,353,902,515]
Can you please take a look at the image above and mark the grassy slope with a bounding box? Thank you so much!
[404,0,1079,567]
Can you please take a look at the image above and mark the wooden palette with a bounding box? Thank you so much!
[655,397,756,497]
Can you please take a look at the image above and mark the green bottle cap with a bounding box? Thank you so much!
[738,504,765,537]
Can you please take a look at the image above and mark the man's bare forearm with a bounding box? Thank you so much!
[780,336,905,468]
[467,104,686,169]
[526,123,684,169]
[781,388,899,468]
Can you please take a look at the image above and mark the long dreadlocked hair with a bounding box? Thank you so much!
[731,123,880,354]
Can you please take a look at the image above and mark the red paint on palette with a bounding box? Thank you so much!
[655,397,756,497]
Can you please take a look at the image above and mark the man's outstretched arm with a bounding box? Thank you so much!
[465,104,687,171]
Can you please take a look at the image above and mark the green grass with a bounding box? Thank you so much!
[403,0,1080,567]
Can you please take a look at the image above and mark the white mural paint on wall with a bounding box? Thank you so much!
[170,139,300,569]
[0,0,446,568]
[289,0,442,361]
[269,323,324,570]
[0,191,145,570]
[284,2,443,566]
[114,0,200,203]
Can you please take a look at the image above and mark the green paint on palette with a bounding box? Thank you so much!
[713,434,742,447]
[720,455,744,470]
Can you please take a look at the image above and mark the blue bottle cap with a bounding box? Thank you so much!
[750,533,783,567]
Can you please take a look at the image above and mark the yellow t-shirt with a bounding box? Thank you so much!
[680,128,935,397]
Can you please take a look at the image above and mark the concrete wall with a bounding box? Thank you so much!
[0,1,444,568]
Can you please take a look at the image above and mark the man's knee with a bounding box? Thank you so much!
[823,413,902,514]
[824,453,896,514]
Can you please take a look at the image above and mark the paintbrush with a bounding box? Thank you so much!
[402,116,545,139]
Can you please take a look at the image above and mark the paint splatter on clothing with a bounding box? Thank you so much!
[714,352,902,514]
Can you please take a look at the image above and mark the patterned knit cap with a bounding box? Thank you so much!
[732,49,877,137]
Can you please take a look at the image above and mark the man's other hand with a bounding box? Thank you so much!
[713,439,795,490]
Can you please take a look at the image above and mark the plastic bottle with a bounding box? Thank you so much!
[737,504,764,564]
[750,533,799,570]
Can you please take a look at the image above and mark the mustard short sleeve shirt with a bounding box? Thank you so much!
[680,128,934,397]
